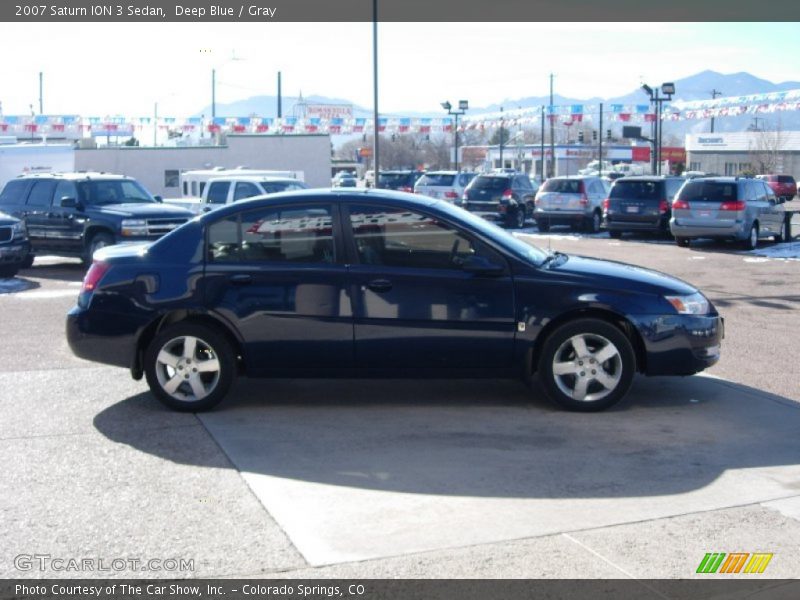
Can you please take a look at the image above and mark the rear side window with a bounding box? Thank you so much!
[417,173,455,187]
[677,181,737,202]
[542,179,582,194]
[471,176,510,191]
[0,180,30,206]
[26,180,57,207]
[206,181,230,205]
[207,204,335,264]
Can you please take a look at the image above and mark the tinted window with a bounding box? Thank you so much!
[0,180,30,206]
[207,182,230,205]
[458,173,477,186]
[26,180,57,207]
[208,206,334,264]
[610,180,661,200]
[233,182,261,201]
[778,176,795,184]
[677,181,737,203]
[542,179,582,194]
[379,173,413,187]
[53,181,78,204]
[348,205,485,270]
[76,179,155,205]
[470,176,510,191]
[417,173,456,187]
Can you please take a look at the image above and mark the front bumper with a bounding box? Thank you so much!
[0,240,30,264]
[630,313,723,376]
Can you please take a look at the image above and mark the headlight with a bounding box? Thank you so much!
[120,219,148,237]
[11,221,27,240]
[665,292,709,315]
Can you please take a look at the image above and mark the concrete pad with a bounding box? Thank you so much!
[568,504,800,579]
[200,375,800,566]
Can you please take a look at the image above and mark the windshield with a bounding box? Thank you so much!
[434,201,548,266]
[77,179,156,205]
[379,173,413,186]
[418,173,455,187]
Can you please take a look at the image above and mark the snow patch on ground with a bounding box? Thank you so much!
[742,243,800,261]
[0,278,36,295]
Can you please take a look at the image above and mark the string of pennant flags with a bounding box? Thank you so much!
[3,88,799,136]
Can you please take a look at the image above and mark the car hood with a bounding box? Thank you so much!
[0,211,20,225]
[92,203,195,218]
[548,254,697,296]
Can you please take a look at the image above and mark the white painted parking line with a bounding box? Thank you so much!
[3,289,78,299]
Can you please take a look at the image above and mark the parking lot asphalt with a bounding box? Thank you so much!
[1,231,799,579]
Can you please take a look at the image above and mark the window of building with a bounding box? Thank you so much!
[689,162,702,172]
[724,162,737,176]
[164,170,180,188]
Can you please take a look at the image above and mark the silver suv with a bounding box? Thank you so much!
[533,176,607,233]
[670,177,786,249]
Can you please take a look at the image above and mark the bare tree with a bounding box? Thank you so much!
[748,121,786,174]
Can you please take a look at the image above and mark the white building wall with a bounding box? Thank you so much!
[74,134,331,197]
[685,131,800,178]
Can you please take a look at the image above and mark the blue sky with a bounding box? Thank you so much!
[0,22,797,117]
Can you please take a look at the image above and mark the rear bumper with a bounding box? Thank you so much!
[629,313,723,376]
[534,209,590,224]
[66,306,141,370]
[605,216,667,232]
[669,220,746,240]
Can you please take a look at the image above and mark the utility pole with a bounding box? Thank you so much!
[540,106,545,182]
[153,102,158,146]
[277,71,282,119]
[549,73,555,177]
[598,103,603,177]
[499,106,504,168]
[372,0,379,185]
[211,68,216,119]
[38,72,43,114]
[710,89,722,133]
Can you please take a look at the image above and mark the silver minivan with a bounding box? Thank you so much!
[670,177,786,249]
[533,175,607,232]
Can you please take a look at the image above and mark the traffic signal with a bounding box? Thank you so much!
[578,131,584,143]
[606,129,612,140]
[592,130,597,141]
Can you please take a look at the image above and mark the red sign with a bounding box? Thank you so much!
[631,147,651,162]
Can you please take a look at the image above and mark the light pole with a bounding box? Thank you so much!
[441,100,468,172]
[641,82,675,175]
[499,106,504,169]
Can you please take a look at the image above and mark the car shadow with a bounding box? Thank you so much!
[93,374,800,499]
[0,276,39,294]
[21,261,86,283]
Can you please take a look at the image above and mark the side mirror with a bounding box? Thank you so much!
[60,197,79,209]
[154,195,163,203]
[462,255,504,276]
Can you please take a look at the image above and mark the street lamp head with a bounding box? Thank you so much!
[661,82,676,95]
[458,100,469,111]
[641,84,653,97]
[441,101,451,111]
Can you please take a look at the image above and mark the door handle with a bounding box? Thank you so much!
[229,274,252,285]
[365,279,392,293]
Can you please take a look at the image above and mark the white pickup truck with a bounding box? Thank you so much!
[165,174,309,214]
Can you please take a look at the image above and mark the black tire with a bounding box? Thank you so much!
[513,207,526,229]
[608,230,623,239]
[0,264,20,278]
[21,254,34,269]
[537,220,550,233]
[144,322,236,412]
[675,237,690,248]
[585,211,602,234]
[537,318,636,412]
[83,232,114,264]
[742,223,758,250]
[773,226,784,243]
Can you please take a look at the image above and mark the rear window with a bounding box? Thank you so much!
[541,179,583,194]
[379,173,413,187]
[678,181,737,202]
[417,173,455,187]
[470,176,510,191]
[609,180,661,200]
[777,175,795,184]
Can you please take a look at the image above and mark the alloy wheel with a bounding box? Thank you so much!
[551,333,623,402]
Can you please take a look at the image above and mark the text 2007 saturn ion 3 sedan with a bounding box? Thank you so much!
[67,189,723,412]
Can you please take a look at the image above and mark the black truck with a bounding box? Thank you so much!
[0,172,194,265]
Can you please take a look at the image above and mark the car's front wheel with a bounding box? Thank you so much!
[512,207,526,229]
[537,318,635,412]
[144,322,235,411]
[83,232,114,264]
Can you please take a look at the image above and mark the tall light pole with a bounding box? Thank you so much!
[641,82,674,175]
[372,0,380,185]
[441,100,468,172]
[549,73,555,177]
[499,106,504,169]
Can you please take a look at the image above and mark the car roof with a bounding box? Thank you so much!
[198,188,438,223]
[16,171,134,181]
[207,175,302,184]
[614,175,679,182]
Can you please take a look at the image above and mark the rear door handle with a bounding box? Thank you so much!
[365,279,392,293]
[229,274,252,285]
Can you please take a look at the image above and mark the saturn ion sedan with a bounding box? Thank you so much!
[66,189,723,412]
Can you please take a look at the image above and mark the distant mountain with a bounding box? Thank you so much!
[200,71,800,140]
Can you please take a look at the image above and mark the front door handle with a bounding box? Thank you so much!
[229,274,252,285]
[365,279,392,293]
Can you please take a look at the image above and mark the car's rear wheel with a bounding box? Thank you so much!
[585,211,602,233]
[537,219,550,232]
[675,237,690,248]
[773,225,785,243]
[608,230,623,239]
[0,264,20,278]
[21,254,34,269]
[742,223,758,250]
[144,322,235,412]
[513,207,526,229]
[537,319,635,412]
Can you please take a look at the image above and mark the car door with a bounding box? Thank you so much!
[344,202,516,370]
[203,201,353,373]
[22,179,58,249]
[47,180,83,252]
[759,181,784,235]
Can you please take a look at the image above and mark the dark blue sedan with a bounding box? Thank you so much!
[66,189,723,412]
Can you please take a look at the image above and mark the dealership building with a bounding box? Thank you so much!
[685,131,800,177]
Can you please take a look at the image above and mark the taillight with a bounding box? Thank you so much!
[501,189,514,200]
[672,199,690,210]
[399,186,413,193]
[444,191,458,199]
[462,192,469,201]
[78,261,110,308]
[659,199,669,214]
[602,198,610,211]
[578,181,589,206]
[720,200,746,211]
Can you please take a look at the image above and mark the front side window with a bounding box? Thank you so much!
[77,179,155,205]
[53,181,78,204]
[206,182,230,205]
[233,182,261,201]
[26,180,57,207]
[208,204,334,264]
[348,205,486,270]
